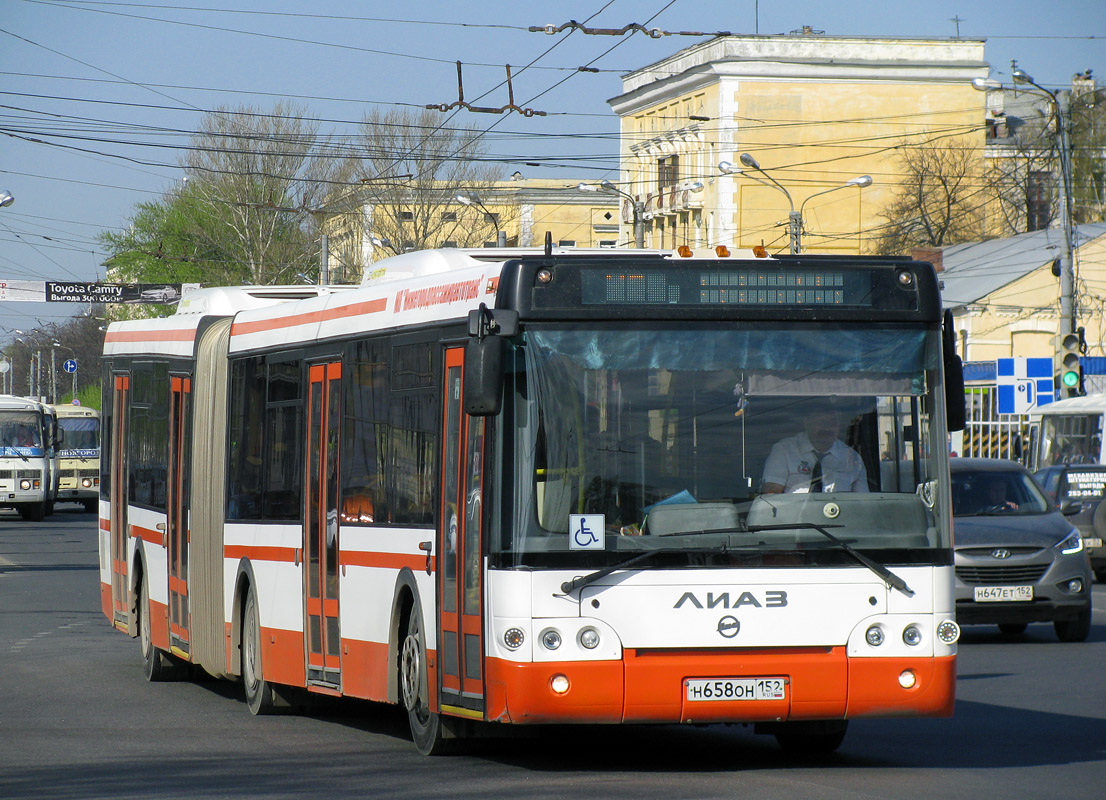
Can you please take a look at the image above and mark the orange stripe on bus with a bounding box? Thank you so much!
[100,517,110,532]
[231,298,388,337]
[223,544,298,563]
[131,524,162,546]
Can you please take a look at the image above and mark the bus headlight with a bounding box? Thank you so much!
[936,620,960,644]
[540,628,562,650]
[865,625,885,646]
[19,479,31,490]
[81,478,94,488]
[902,625,923,646]
[578,627,600,649]
[503,628,525,650]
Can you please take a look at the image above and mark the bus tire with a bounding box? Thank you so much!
[774,720,848,755]
[19,502,45,522]
[242,588,276,715]
[140,576,178,681]
[400,608,452,755]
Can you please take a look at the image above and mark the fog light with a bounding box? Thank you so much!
[503,628,525,650]
[898,669,917,689]
[81,478,93,488]
[903,625,922,646]
[865,625,884,646]
[550,674,570,694]
[540,629,562,650]
[1067,578,1084,594]
[578,627,600,650]
[19,479,31,490]
[937,620,961,644]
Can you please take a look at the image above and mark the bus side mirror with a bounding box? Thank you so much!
[465,337,506,416]
[944,353,965,432]
[943,310,966,432]
[464,305,519,417]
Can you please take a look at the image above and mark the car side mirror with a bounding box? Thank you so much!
[1060,498,1082,516]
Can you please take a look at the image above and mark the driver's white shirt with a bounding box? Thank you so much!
[762,432,869,493]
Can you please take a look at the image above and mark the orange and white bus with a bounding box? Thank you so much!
[99,246,965,754]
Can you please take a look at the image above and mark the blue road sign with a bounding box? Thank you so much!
[62,358,77,373]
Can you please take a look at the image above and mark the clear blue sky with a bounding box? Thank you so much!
[1,0,1103,335]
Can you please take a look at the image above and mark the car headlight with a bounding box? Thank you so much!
[1056,529,1084,555]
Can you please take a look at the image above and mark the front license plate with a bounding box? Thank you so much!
[1084,537,1103,549]
[686,677,787,702]
[974,585,1033,602]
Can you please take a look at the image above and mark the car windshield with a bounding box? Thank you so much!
[951,469,1049,516]
[495,322,949,566]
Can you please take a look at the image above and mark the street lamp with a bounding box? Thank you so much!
[974,68,1077,394]
[456,194,506,247]
[0,190,13,208]
[578,180,646,248]
[719,159,872,253]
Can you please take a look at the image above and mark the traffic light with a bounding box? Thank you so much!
[1055,329,1085,397]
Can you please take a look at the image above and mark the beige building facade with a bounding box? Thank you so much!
[321,177,619,282]
[607,32,990,254]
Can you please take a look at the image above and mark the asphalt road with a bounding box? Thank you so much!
[2,508,1104,800]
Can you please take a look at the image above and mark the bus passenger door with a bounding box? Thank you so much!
[305,362,342,687]
[167,375,191,657]
[109,373,130,632]
[439,347,486,716]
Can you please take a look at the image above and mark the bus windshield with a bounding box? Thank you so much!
[499,323,946,565]
[0,412,44,452]
[58,417,100,452]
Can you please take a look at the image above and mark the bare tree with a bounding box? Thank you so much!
[869,137,987,255]
[339,108,505,262]
[182,102,342,284]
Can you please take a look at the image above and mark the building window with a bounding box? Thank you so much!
[558,240,577,248]
[1027,171,1052,232]
[598,240,617,249]
[441,211,457,222]
[658,155,679,190]
[439,240,457,248]
[400,211,414,221]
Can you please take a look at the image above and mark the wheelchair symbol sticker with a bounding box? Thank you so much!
[569,514,605,551]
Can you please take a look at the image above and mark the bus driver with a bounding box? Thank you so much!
[761,406,868,494]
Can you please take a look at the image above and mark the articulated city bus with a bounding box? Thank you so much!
[52,403,100,512]
[99,246,964,754]
[0,394,60,520]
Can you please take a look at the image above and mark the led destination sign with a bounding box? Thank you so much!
[578,267,875,308]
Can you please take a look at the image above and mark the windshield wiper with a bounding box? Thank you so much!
[746,522,915,597]
[558,546,724,596]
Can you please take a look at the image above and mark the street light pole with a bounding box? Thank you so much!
[720,160,872,254]
[578,181,646,247]
[1010,68,1076,344]
[456,194,506,247]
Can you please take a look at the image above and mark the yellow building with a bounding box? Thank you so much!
[321,176,619,282]
[607,31,990,254]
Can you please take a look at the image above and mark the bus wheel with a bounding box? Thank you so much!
[774,720,848,755]
[400,609,451,755]
[140,577,177,681]
[242,589,276,715]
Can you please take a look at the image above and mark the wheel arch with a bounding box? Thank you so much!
[388,567,424,705]
[228,557,259,677]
